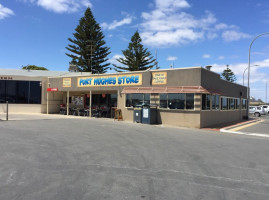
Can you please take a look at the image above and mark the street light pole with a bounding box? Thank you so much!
[247,32,269,119]
[243,65,259,86]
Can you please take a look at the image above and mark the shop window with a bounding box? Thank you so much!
[221,97,228,110]
[235,98,240,109]
[6,81,17,103]
[159,94,168,108]
[230,98,235,110]
[29,81,41,104]
[212,95,220,110]
[168,93,185,109]
[186,94,194,109]
[17,81,29,103]
[0,80,41,104]
[202,94,211,110]
[110,94,117,107]
[126,94,132,107]
[242,99,247,109]
[159,93,194,110]
[125,94,150,107]
[0,80,6,103]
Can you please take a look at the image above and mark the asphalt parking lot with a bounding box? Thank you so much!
[238,114,269,135]
[0,115,269,200]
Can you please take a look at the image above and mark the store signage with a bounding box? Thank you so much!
[0,76,12,80]
[152,72,167,85]
[47,88,58,92]
[77,74,142,87]
[63,78,71,87]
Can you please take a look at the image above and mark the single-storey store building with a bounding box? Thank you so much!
[0,67,247,128]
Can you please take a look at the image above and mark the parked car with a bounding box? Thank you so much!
[249,106,266,117]
[260,105,269,113]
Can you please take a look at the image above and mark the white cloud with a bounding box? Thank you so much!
[140,0,250,47]
[0,4,14,19]
[202,54,211,59]
[109,54,123,65]
[222,30,251,42]
[167,56,178,61]
[218,56,225,60]
[210,62,269,100]
[155,0,190,11]
[211,60,269,85]
[207,32,218,40]
[101,16,133,30]
[214,23,237,30]
[23,0,92,13]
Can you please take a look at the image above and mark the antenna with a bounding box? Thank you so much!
[170,62,174,69]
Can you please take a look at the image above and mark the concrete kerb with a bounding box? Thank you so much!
[220,118,269,138]
[0,113,97,121]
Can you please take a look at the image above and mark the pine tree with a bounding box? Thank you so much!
[221,65,237,82]
[22,65,48,71]
[66,8,110,74]
[113,31,156,72]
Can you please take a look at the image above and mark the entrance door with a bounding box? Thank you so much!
[85,93,117,118]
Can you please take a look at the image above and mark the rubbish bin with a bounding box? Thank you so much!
[133,108,142,123]
[141,106,157,124]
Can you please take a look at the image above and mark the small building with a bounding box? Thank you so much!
[0,67,247,128]
[0,69,91,113]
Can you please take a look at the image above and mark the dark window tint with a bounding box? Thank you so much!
[17,81,29,103]
[168,93,185,109]
[221,97,228,110]
[186,93,194,109]
[125,94,149,107]
[202,94,211,110]
[230,98,235,109]
[160,94,168,108]
[29,81,41,104]
[0,81,6,103]
[6,81,17,103]
[0,80,41,104]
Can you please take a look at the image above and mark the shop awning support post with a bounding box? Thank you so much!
[46,92,48,114]
[67,91,69,115]
[89,90,92,117]
[46,92,49,114]
[6,101,8,121]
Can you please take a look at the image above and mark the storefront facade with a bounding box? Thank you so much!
[46,67,247,128]
[0,68,247,128]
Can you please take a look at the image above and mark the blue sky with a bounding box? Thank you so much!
[0,0,269,101]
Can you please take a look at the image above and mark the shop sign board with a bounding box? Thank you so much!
[152,72,167,85]
[47,88,58,92]
[77,74,142,87]
[63,78,71,87]
[0,76,12,80]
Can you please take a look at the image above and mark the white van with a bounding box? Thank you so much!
[249,106,266,117]
[260,105,269,113]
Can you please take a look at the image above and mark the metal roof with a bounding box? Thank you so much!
[0,69,92,77]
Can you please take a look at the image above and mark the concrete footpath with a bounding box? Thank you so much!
[220,117,269,138]
[0,113,90,121]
